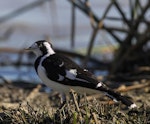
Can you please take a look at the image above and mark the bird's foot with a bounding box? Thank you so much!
[59,100,66,110]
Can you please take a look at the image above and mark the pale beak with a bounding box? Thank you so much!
[24,47,33,51]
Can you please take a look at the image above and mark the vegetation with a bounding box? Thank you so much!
[0,81,150,124]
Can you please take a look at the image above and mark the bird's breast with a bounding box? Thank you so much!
[37,64,67,93]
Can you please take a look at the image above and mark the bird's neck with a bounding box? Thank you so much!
[46,47,55,55]
[36,47,55,58]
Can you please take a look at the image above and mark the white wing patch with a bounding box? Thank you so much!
[65,69,89,83]
[66,69,77,80]
[69,69,77,75]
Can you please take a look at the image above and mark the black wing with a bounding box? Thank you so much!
[41,54,99,89]
[40,54,137,108]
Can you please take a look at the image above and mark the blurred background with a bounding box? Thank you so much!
[0,0,149,85]
[0,1,150,123]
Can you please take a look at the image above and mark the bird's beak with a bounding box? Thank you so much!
[24,43,38,52]
[24,47,33,52]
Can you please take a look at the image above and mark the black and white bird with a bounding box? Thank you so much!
[26,40,137,109]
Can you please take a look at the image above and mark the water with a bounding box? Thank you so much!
[0,0,149,83]
[0,52,40,83]
[0,51,108,83]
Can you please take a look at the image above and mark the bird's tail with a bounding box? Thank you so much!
[96,82,137,109]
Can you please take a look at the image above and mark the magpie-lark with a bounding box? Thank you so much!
[26,40,137,109]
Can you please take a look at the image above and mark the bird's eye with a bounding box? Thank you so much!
[38,43,43,48]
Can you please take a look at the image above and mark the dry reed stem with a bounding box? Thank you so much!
[70,89,80,112]
[92,113,99,124]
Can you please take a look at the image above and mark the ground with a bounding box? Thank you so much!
[0,80,150,124]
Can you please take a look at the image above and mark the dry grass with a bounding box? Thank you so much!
[0,82,150,124]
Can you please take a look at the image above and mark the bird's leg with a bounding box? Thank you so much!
[55,93,67,120]
[59,93,67,109]
[77,94,82,105]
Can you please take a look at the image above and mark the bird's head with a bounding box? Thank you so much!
[26,40,55,56]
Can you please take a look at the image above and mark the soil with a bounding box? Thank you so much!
[0,80,150,123]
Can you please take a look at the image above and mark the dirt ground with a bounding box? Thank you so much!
[0,80,150,123]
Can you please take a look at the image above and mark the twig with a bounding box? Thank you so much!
[0,0,51,23]
[113,0,131,27]
[102,1,114,19]
[137,67,150,71]
[111,26,150,73]
[105,16,123,21]
[134,1,150,28]
[116,82,150,92]
[92,113,99,124]
[104,26,128,33]
[0,27,14,40]
[0,75,11,84]
[136,0,143,11]
[0,103,19,109]
[70,89,80,112]
[68,0,99,22]
[105,28,122,44]
[80,94,115,105]
[82,24,99,67]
